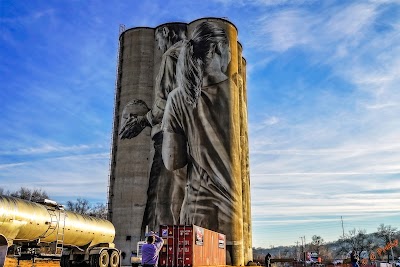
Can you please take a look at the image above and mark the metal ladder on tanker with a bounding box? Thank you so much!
[46,207,66,256]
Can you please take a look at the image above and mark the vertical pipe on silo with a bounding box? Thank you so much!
[244,57,253,262]
[238,42,253,263]
[225,19,245,267]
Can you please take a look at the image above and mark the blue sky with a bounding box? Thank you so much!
[1,0,400,249]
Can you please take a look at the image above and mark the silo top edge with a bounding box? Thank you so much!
[237,41,246,62]
[156,21,188,29]
[190,17,238,33]
[119,27,155,39]
[120,17,238,38]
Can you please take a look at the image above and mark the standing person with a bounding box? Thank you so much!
[162,21,234,237]
[119,24,187,231]
[143,24,188,228]
[350,251,359,267]
[265,253,272,267]
[141,232,164,267]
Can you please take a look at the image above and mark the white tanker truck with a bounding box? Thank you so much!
[0,195,120,267]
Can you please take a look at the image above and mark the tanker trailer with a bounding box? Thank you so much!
[0,195,120,267]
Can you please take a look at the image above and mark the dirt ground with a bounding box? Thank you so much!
[4,257,60,267]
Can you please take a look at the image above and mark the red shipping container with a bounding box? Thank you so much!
[159,254,174,266]
[177,228,193,237]
[166,246,175,255]
[177,239,192,246]
[160,226,174,237]
[158,225,226,267]
[177,257,192,267]
[177,245,192,255]
[161,246,168,253]
[166,238,175,246]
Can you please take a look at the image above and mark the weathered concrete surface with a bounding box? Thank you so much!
[108,27,154,266]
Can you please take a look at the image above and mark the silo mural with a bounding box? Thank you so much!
[108,18,251,266]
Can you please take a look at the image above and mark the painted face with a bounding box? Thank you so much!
[156,31,168,53]
[219,42,231,73]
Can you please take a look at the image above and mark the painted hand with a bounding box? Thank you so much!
[119,115,150,139]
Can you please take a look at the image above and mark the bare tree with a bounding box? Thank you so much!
[310,235,325,254]
[66,198,91,215]
[0,187,10,196]
[7,187,49,202]
[375,224,398,262]
[66,198,108,219]
[336,228,376,261]
[89,203,108,220]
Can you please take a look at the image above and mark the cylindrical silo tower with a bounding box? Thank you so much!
[108,26,155,266]
[108,17,251,266]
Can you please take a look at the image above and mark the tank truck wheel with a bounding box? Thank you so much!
[109,250,120,267]
[60,256,66,267]
[89,255,98,267]
[61,255,71,267]
[98,250,110,267]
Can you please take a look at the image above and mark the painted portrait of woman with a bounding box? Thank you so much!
[162,21,235,234]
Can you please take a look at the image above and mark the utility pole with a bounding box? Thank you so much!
[389,233,395,262]
[300,236,305,265]
[300,236,304,252]
[295,241,300,260]
[341,216,345,237]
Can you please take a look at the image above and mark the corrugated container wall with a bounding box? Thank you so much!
[159,225,226,267]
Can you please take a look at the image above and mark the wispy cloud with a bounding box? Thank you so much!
[0,152,110,202]
[0,144,95,155]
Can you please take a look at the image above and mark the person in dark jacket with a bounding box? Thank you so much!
[350,251,359,267]
[265,253,272,267]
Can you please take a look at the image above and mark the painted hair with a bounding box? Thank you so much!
[121,99,149,118]
[177,22,229,107]
[156,24,187,45]
[123,99,149,110]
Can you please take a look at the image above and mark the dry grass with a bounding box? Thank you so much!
[4,257,60,267]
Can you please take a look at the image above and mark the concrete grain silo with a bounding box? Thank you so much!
[108,17,252,266]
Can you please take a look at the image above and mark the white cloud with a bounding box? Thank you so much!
[262,116,279,126]
[0,162,26,170]
[0,153,110,202]
[0,144,94,155]
[253,9,314,52]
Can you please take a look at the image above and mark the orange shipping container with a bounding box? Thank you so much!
[159,225,226,267]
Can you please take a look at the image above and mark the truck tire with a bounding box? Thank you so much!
[90,250,109,267]
[90,254,97,267]
[61,255,71,267]
[109,250,120,267]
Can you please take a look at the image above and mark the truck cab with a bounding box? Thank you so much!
[131,241,146,267]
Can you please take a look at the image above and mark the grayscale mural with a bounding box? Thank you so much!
[118,24,188,234]
[162,21,234,234]
[108,18,251,266]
